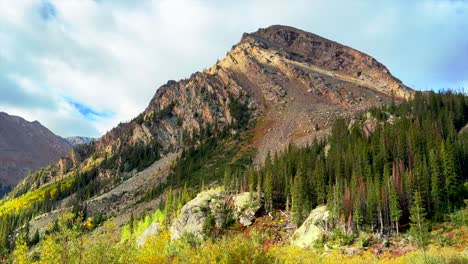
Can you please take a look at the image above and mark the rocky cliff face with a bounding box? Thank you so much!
[0,112,72,189]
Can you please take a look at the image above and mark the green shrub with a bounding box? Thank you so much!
[328,229,355,246]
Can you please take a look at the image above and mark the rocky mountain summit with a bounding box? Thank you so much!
[210,25,412,162]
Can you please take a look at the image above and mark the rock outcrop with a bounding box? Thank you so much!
[170,188,226,240]
[169,189,261,240]
[291,205,330,248]
[233,192,261,226]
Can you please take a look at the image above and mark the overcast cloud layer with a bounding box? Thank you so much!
[0,0,467,138]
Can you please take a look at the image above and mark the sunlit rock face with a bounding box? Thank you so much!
[291,205,330,248]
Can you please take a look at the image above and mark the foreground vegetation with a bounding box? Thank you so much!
[12,205,468,263]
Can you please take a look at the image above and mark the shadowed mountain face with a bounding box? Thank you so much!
[0,112,72,190]
[5,25,413,216]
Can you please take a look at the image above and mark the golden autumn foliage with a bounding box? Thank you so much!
[17,222,466,264]
[11,203,468,264]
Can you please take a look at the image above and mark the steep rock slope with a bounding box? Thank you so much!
[0,112,72,191]
[209,25,412,162]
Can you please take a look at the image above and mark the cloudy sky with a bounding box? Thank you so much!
[1,0,467,138]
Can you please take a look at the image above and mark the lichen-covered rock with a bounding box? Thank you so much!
[233,192,261,226]
[170,188,225,240]
[291,205,330,248]
[136,222,160,247]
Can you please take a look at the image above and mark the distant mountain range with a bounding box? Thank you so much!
[66,136,96,146]
[0,112,95,196]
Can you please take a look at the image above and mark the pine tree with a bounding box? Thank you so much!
[409,191,430,250]
[375,176,384,234]
[129,213,135,235]
[223,167,232,192]
[314,157,326,205]
[284,165,291,212]
[441,141,458,209]
[428,150,441,219]
[366,179,377,230]
[248,167,256,194]
[389,180,402,234]
[291,175,303,226]
[264,167,274,212]
[297,158,311,216]
[353,195,362,232]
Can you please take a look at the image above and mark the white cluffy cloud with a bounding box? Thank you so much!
[0,0,467,137]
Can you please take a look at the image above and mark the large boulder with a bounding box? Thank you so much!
[170,188,226,240]
[169,189,262,240]
[291,205,330,248]
[233,192,261,226]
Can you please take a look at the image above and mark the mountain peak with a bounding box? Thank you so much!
[234,25,412,101]
[242,25,320,44]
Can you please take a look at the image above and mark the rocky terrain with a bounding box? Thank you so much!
[213,25,412,163]
[0,112,72,192]
[169,188,261,240]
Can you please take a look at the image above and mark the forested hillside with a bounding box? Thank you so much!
[9,91,468,263]
[246,91,468,230]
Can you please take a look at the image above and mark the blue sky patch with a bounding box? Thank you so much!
[39,1,56,21]
[65,97,114,121]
